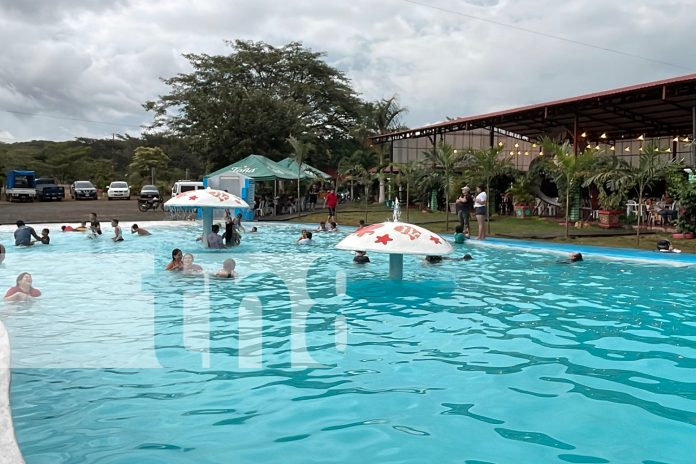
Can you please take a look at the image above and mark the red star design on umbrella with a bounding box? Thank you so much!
[375,234,393,245]
[429,235,442,244]
[188,195,198,201]
[355,223,384,237]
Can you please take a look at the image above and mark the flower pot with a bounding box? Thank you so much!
[597,210,622,229]
[672,233,685,239]
[684,232,695,239]
[513,204,533,219]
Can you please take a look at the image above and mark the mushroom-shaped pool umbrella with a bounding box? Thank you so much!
[164,188,250,248]
[335,222,453,279]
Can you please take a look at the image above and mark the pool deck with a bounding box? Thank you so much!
[0,321,24,464]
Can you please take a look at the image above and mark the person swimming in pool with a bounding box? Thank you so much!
[215,258,238,278]
[166,248,184,271]
[4,272,41,303]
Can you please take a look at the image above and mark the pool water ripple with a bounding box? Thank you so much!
[2,222,696,463]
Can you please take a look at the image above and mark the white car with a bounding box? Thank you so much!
[107,181,131,200]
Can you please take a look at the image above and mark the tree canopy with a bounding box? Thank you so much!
[145,40,365,171]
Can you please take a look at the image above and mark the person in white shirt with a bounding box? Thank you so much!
[474,184,487,240]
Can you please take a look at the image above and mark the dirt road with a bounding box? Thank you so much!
[0,198,168,225]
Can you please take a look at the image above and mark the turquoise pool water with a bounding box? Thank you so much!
[1,222,695,463]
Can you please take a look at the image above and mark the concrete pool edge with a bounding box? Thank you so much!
[0,321,24,464]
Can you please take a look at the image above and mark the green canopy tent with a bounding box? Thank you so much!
[276,157,332,181]
[217,154,303,215]
[220,154,299,181]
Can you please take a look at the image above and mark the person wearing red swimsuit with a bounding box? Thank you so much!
[4,272,41,303]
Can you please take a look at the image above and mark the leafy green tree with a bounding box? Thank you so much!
[145,40,363,171]
[129,146,171,186]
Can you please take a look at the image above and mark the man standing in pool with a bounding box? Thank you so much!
[14,220,41,246]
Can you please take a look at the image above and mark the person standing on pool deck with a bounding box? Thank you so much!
[14,220,41,246]
[324,188,338,222]
[474,184,487,240]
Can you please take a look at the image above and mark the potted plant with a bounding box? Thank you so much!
[507,176,536,219]
[673,218,695,239]
[596,187,625,229]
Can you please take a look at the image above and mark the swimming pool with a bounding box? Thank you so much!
[1,221,695,463]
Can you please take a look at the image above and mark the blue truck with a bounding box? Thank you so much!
[3,170,37,202]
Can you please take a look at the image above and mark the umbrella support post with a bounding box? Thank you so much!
[202,208,213,248]
[389,254,403,280]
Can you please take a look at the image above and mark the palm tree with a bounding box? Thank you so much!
[540,138,595,239]
[464,146,514,234]
[352,97,407,204]
[287,135,314,218]
[587,140,677,245]
[423,142,464,230]
[339,151,376,223]
[394,162,420,222]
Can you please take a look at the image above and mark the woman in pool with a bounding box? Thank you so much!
[4,272,41,302]
[165,248,184,271]
[182,253,203,274]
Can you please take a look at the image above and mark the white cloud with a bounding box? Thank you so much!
[0,0,695,141]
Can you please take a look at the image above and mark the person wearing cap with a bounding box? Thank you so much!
[455,186,474,233]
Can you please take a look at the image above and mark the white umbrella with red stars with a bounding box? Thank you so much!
[335,222,453,279]
[164,188,249,248]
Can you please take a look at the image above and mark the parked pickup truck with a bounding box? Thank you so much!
[35,177,65,201]
[3,170,37,202]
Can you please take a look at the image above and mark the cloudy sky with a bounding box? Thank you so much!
[1,0,695,142]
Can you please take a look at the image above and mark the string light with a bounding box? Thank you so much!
[673,136,680,142]
[637,134,644,141]
[531,143,537,148]
[514,142,520,148]
[683,137,691,142]
[610,145,615,151]
[624,146,631,152]
[600,133,607,139]
[498,141,504,147]
[580,132,587,138]
[524,151,529,156]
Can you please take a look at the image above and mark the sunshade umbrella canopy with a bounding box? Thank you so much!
[220,154,298,181]
[164,188,249,248]
[277,158,332,180]
[335,222,453,279]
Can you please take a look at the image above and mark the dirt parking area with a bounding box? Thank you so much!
[0,197,168,225]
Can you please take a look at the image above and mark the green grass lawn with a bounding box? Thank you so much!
[283,203,696,253]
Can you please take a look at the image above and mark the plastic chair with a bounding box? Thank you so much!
[255,201,266,217]
[626,200,638,217]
